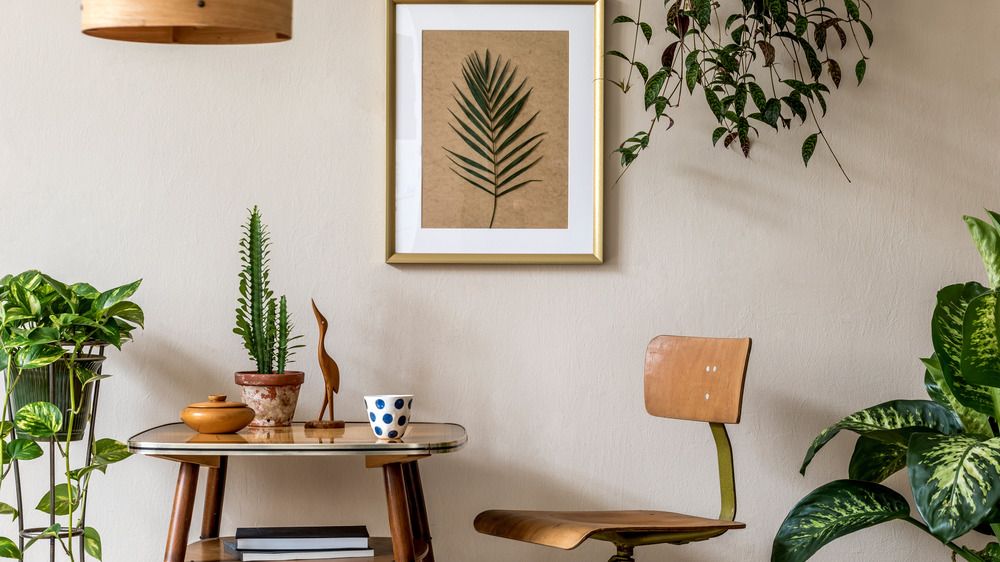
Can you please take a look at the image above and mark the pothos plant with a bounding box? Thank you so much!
[772,210,1000,562]
[234,206,303,374]
[609,0,873,181]
[0,270,142,560]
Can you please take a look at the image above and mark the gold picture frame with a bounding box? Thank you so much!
[386,0,604,264]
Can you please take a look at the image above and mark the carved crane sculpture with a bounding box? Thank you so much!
[304,299,345,429]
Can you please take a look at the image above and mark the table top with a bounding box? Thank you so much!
[128,422,467,456]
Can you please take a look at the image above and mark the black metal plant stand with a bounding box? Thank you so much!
[7,346,104,562]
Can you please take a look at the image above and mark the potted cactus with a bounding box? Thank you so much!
[233,206,304,427]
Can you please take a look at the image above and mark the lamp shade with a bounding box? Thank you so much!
[81,0,292,44]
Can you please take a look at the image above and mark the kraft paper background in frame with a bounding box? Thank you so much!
[422,30,569,230]
[386,0,604,264]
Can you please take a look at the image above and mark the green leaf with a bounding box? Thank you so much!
[794,15,808,37]
[705,88,723,121]
[76,367,111,387]
[971,543,1000,562]
[0,537,20,559]
[844,0,860,20]
[923,356,992,435]
[639,22,652,43]
[93,439,131,465]
[69,464,107,482]
[855,59,866,85]
[801,41,822,79]
[933,282,995,414]
[908,433,1000,542]
[962,292,1000,387]
[15,345,64,370]
[860,20,874,47]
[0,423,13,439]
[14,402,62,439]
[849,436,908,483]
[93,279,141,313]
[106,301,144,329]
[5,439,42,462]
[605,50,630,62]
[38,273,78,314]
[611,15,634,24]
[634,61,649,82]
[692,0,711,29]
[84,527,102,560]
[24,523,59,551]
[801,133,818,166]
[800,400,963,475]
[771,480,909,562]
[644,69,668,109]
[35,484,79,516]
[766,0,787,29]
[0,502,17,521]
[69,283,100,299]
[712,127,728,146]
[966,215,1000,289]
[748,82,767,112]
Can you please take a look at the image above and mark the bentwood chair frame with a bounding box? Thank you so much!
[474,335,752,562]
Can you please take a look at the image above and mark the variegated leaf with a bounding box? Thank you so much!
[14,402,62,439]
[971,543,1000,561]
[963,292,1000,388]
[35,484,79,516]
[84,527,102,560]
[93,279,142,313]
[801,400,962,475]
[966,215,1000,290]
[923,356,991,435]
[908,433,1000,542]
[771,479,909,562]
[849,436,907,483]
[0,537,20,559]
[932,282,995,414]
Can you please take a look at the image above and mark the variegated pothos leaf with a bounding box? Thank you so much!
[932,282,995,414]
[771,479,909,562]
[908,433,1000,542]
[962,292,1000,388]
[801,400,962,475]
[923,356,992,435]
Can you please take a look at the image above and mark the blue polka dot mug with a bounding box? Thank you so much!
[363,395,413,440]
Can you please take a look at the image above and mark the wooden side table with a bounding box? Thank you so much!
[128,422,467,562]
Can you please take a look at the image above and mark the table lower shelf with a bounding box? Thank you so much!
[184,536,394,561]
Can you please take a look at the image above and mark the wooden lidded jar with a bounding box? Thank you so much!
[181,395,255,434]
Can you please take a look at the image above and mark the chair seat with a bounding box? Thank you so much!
[473,509,746,550]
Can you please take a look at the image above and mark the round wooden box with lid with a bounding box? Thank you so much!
[181,395,255,434]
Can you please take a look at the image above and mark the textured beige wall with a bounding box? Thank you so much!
[0,1,998,560]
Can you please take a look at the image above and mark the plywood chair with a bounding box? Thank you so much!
[474,335,752,562]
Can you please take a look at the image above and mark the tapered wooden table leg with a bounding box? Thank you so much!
[383,462,415,562]
[200,456,228,540]
[403,461,434,562]
[164,462,199,562]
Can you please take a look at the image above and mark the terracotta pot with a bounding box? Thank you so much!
[180,395,255,434]
[234,371,304,427]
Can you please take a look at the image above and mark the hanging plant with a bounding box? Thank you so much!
[609,0,873,181]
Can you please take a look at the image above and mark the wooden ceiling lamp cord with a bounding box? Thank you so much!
[81,0,293,45]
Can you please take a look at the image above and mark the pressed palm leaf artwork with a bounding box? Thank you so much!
[420,30,569,230]
[444,50,546,228]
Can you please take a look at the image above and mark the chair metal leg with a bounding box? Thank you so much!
[608,544,635,562]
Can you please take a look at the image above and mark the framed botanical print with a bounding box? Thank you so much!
[386,0,604,264]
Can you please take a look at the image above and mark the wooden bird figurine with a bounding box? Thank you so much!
[304,299,345,429]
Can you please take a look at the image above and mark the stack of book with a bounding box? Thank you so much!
[223,525,374,561]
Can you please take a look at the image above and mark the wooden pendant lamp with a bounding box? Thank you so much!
[81,0,292,44]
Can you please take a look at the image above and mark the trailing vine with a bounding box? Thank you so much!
[609,0,873,181]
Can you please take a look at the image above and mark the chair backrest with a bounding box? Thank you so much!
[643,335,752,425]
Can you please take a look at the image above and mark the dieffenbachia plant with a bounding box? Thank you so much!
[772,210,1000,562]
[609,0,873,181]
[0,270,141,560]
